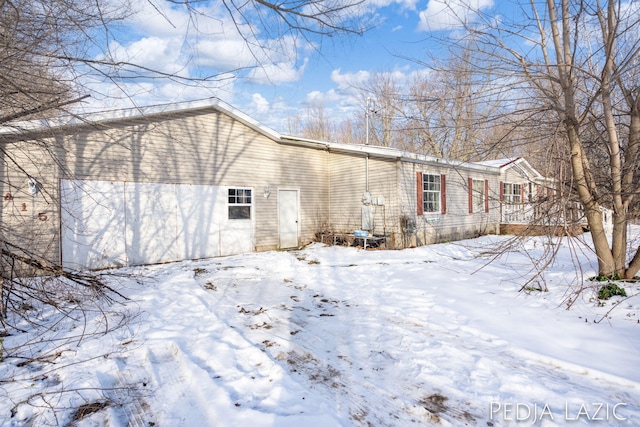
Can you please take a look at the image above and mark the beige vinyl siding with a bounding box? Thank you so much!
[3,109,330,265]
[328,152,399,237]
[1,139,61,264]
[400,161,500,245]
[269,144,329,249]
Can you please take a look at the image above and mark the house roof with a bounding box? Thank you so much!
[280,135,500,174]
[474,157,554,183]
[0,98,282,141]
[474,158,520,169]
[2,98,500,175]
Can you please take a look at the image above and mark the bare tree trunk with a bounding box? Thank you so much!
[623,110,640,278]
[566,123,616,275]
[549,0,617,276]
[598,0,628,276]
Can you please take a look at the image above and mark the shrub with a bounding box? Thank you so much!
[597,283,627,300]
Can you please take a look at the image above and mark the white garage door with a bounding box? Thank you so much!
[61,180,254,270]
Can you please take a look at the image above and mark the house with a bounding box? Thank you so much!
[278,137,502,248]
[475,158,553,224]
[0,99,542,271]
[474,157,589,235]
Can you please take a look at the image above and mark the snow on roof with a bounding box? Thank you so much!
[474,157,556,182]
[473,158,521,169]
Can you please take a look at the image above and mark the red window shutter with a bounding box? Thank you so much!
[499,181,504,202]
[416,172,423,215]
[484,179,489,213]
[440,174,447,214]
[468,177,473,214]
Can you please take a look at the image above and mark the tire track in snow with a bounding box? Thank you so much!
[207,257,640,426]
[211,270,483,426]
[136,250,640,426]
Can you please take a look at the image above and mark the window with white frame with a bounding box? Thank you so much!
[503,183,522,204]
[423,174,441,213]
[472,179,485,212]
[228,188,252,219]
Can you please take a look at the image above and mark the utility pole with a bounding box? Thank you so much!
[364,97,372,192]
[365,97,371,146]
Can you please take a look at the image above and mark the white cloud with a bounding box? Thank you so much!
[417,0,493,31]
[244,95,297,131]
[192,38,257,70]
[78,69,237,114]
[305,89,344,105]
[251,93,270,115]
[93,0,310,94]
[105,37,189,77]
[126,0,215,37]
[81,0,451,131]
[249,58,308,85]
[330,69,371,91]
[354,0,420,11]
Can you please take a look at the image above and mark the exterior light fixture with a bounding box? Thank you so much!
[27,178,39,196]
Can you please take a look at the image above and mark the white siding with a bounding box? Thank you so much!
[400,161,500,245]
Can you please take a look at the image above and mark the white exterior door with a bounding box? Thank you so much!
[278,189,299,248]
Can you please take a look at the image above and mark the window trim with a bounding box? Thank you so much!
[228,187,252,220]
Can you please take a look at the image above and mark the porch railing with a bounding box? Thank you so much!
[501,201,585,226]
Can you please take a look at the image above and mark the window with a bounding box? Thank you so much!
[472,179,485,213]
[423,174,441,213]
[503,183,522,204]
[417,172,446,215]
[228,188,251,219]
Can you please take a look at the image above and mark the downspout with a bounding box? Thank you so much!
[366,154,369,192]
[327,147,331,236]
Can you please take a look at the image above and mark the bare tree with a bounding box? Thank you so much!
[363,73,405,147]
[432,0,640,278]
[339,43,518,160]
[297,101,336,140]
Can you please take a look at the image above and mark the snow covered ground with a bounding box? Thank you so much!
[1,231,639,426]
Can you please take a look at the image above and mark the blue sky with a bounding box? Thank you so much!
[82,0,495,131]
